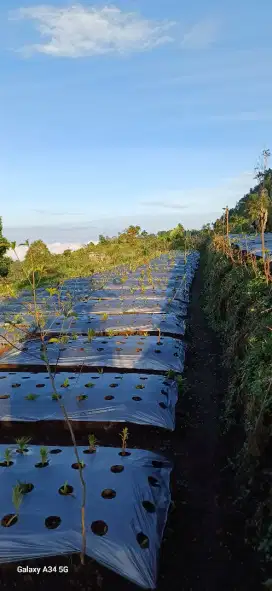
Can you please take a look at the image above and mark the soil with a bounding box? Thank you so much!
[0,255,262,590]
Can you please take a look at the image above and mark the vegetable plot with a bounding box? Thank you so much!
[0,372,178,429]
[0,335,186,373]
[0,445,172,589]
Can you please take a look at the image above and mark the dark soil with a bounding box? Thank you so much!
[0,257,262,590]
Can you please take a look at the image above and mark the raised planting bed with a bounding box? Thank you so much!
[0,371,178,430]
[0,335,185,373]
[72,297,185,315]
[42,312,186,338]
[0,444,172,589]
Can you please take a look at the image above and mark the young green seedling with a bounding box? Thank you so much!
[61,378,70,388]
[119,427,129,456]
[60,480,73,495]
[6,484,23,526]
[4,448,12,466]
[102,313,108,321]
[52,393,61,400]
[25,393,39,401]
[88,434,97,453]
[87,328,96,342]
[15,437,31,454]
[40,447,48,465]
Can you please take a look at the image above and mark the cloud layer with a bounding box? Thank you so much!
[11,4,175,57]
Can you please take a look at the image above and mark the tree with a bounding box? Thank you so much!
[0,217,11,277]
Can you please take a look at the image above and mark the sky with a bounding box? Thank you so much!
[1,0,272,253]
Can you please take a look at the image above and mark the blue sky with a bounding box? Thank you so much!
[0,0,272,248]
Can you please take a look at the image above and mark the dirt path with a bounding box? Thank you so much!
[157,253,262,591]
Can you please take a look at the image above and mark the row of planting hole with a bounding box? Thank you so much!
[1,512,151,547]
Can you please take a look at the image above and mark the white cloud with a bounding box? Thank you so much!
[181,17,220,49]
[11,4,175,57]
[7,242,88,260]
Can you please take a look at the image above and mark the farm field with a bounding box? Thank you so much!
[0,251,200,589]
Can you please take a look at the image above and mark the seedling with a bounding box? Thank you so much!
[71,334,78,340]
[61,378,70,388]
[87,328,96,342]
[59,480,73,495]
[4,448,12,466]
[97,368,104,374]
[6,484,23,526]
[52,393,61,400]
[25,393,39,401]
[102,313,109,321]
[40,447,48,465]
[106,329,115,337]
[85,382,94,388]
[88,434,97,453]
[119,427,129,455]
[15,437,31,454]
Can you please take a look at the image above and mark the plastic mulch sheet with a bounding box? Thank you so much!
[0,336,185,373]
[0,445,172,588]
[71,298,183,315]
[42,312,186,337]
[0,372,178,429]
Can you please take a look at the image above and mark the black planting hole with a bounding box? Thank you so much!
[91,520,108,536]
[104,395,114,400]
[140,377,148,380]
[97,348,104,351]
[101,489,116,499]
[159,402,167,409]
[161,389,168,396]
[136,532,149,549]
[11,384,21,388]
[91,377,100,379]
[148,476,160,487]
[49,449,62,454]
[59,484,74,496]
[45,516,61,530]
[83,449,96,454]
[0,461,14,467]
[132,396,142,401]
[110,465,124,473]
[35,462,49,468]
[109,383,118,388]
[152,461,164,470]
[0,395,10,399]
[20,483,34,494]
[154,349,161,354]
[1,514,18,527]
[71,462,85,470]
[142,500,156,513]
[0,376,6,379]
[118,451,131,457]
[36,384,45,388]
